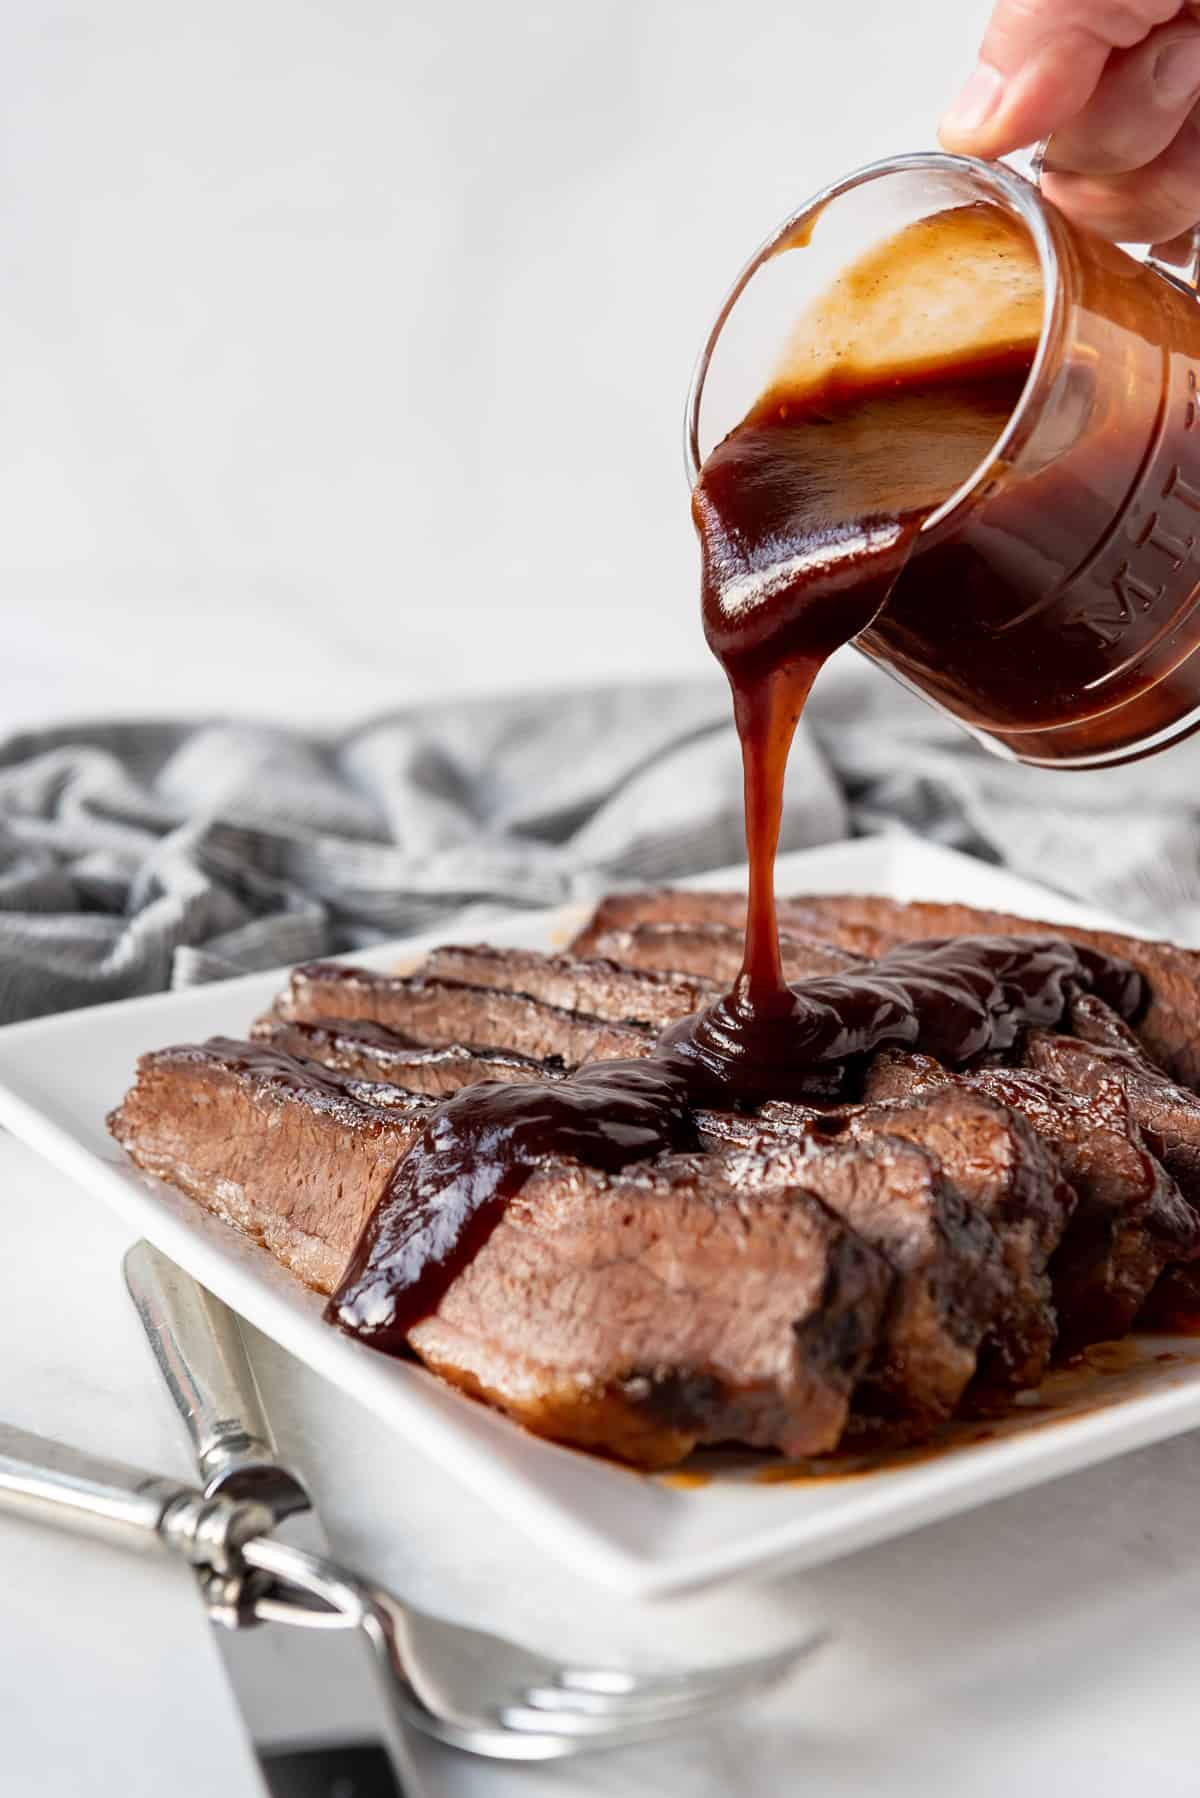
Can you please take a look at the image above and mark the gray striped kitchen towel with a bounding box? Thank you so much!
[2,662,1199,1025]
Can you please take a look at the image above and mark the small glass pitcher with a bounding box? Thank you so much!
[685,152,1200,769]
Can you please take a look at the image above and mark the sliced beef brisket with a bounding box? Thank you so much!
[417,944,715,1028]
[275,963,652,1068]
[714,1133,1005,1425]
[108,884,1200,1468]
[252,1015,558,1095]
[865,1050,1199,1345]
[570,891,884,960]
[1023,1026,1200,1214]
[108,1049,893,1467]
[573,919,869,986]
[108,1039,432,1292]
[702,1085,1067,1392]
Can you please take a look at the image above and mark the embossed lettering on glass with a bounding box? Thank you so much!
[687,153,1200,768]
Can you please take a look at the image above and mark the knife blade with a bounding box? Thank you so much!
[124,1241,419,1798]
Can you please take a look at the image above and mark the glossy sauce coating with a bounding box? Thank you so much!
[329,1061,696,1347]
[329,225,1151,1343]
[661,935,1143,1103]
[327,928,1143,1339]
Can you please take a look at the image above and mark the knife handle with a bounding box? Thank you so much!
[124,1241,309,1513]
[0,1422,274,1567]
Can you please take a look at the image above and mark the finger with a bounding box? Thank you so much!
[940,0,1186,160]
[1150,226,1200,261]
[1044,19,1200,173]
[1041,107,1200,241]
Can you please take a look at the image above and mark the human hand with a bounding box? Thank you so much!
[940,0,1200,257]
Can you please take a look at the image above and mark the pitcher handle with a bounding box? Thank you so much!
[1146,232,1200,298]
[1023,134,1200,297]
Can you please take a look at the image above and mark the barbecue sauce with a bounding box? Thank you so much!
[664,353,1028,1095]
[331,1062,696,1351]
[328,224,1150,1346]
[329,927,1142,1344]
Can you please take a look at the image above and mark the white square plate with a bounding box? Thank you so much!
[3,834,1199,1598]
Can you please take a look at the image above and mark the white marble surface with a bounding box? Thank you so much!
[7,1128,1200,1797]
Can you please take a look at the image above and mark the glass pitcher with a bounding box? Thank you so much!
[685,152,1200,769]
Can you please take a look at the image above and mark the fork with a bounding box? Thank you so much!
[0,1419,816,1759]
[243,1529,815,1759]
[0,1266,823,1760]
[124,1240,823,1756]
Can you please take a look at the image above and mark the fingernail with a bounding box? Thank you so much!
[942,62,1006,138]
[1154,35,1200,105]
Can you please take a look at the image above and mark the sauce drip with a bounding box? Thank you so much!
[676,355,1029,1089]
[660,935,1142,1104]
[330,1062,695,1350]
[328,243,1146,1345]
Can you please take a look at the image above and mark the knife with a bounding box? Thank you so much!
[124,1241,419,1798]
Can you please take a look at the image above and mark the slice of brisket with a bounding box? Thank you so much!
[252,1015,558,1095]
[713,1133,1004,1425]
[1024,1025,1200,1216]
[816,1089,1067,1392]
[107,1039,432,1292]
[275,963,652,1068]
[1018,1027,1200,1333]
[418,944,716,1028]
[702,1086,1066,1393]
[570,919,869,986]
[406,1154,893,1467]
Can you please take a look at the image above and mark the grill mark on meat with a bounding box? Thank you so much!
[251,1014,559,1094]
[418,944,716,1027]
[276,962,652,1067]
[713,1133,1005,1425]
[570,920,869,986]
[107,1039,431,1293]
[865,1049,1199,1348]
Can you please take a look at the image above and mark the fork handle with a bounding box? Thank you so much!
[124,1240,303,1505]
[0,1422,273,1566]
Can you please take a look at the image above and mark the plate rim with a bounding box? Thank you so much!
[2,832,1196,1598]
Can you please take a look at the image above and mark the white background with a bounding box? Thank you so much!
[2,0,990,730]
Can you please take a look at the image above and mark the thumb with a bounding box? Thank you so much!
[940,0,1182,158]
